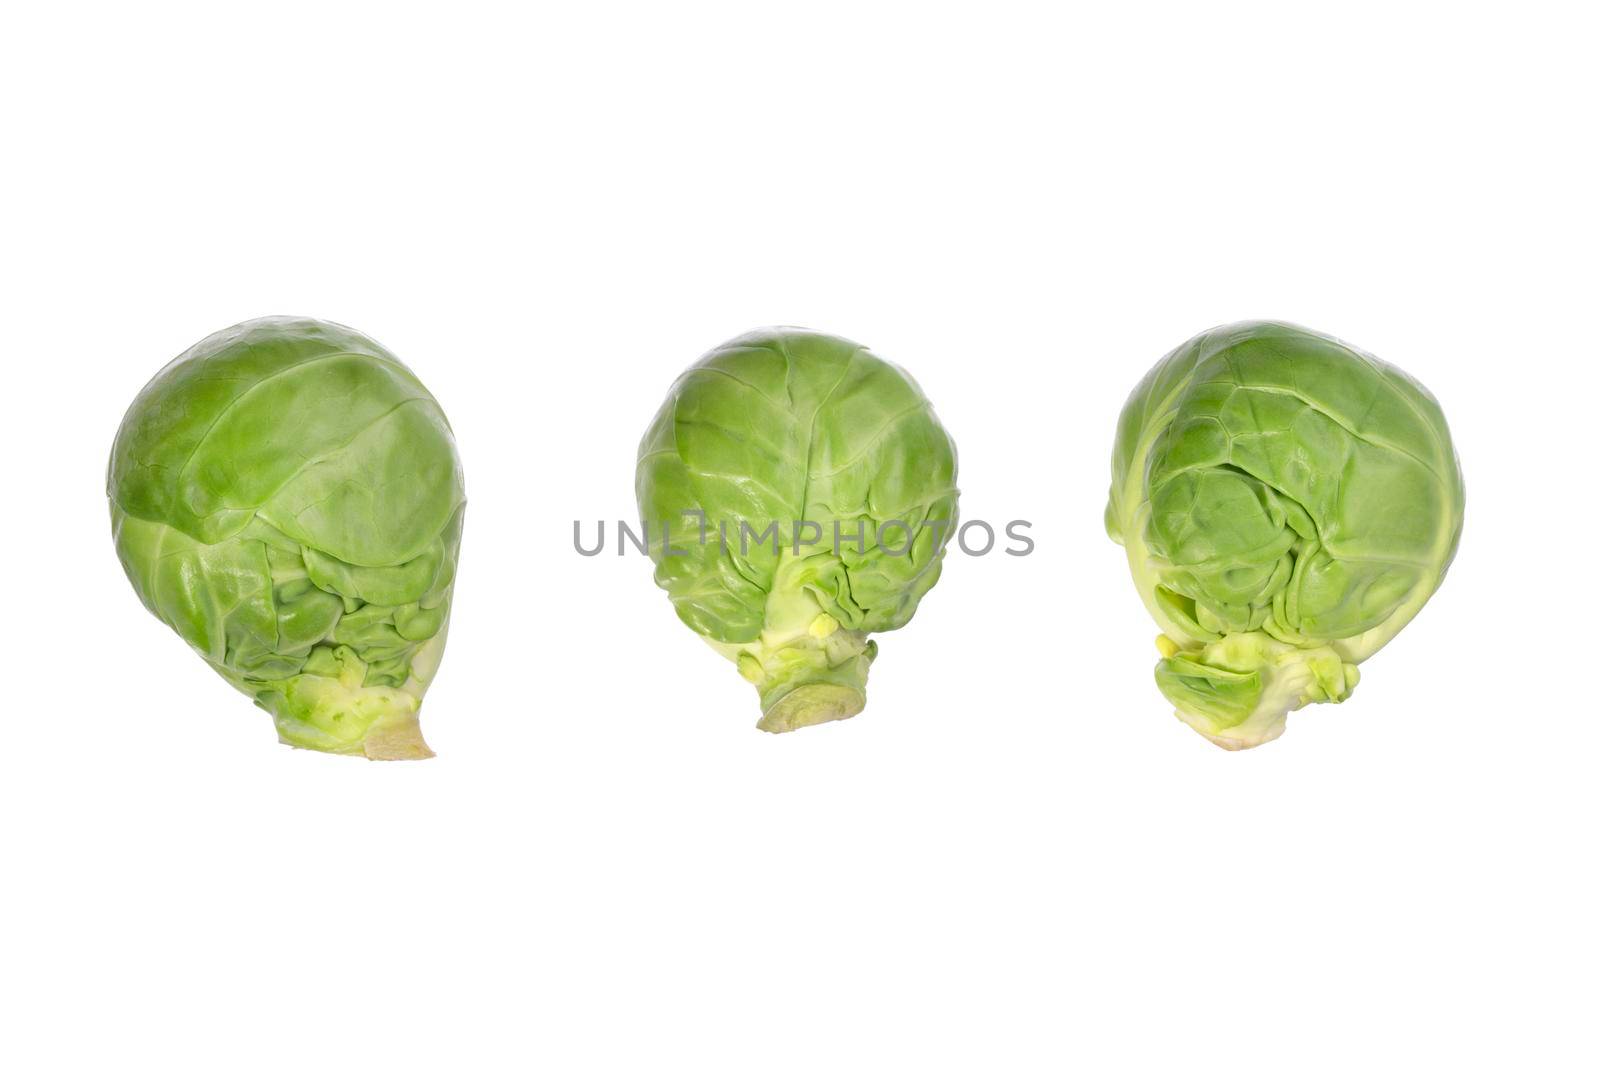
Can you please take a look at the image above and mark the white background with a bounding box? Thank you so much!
[3,3,1596,1064]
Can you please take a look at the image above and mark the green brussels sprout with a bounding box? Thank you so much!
[636,328,959,732]
[108,317,465,759]
[1106,321,1463,749]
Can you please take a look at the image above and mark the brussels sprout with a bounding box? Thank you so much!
[636,328,959,732]
[108,317,465,759]
[1106,321,1463,749]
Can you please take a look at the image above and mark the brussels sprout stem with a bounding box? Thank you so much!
[255,638,445,760]
[758,684,867,733]
[361,717,435,760]
[1155,632,1359,750]
[704,586,877,733]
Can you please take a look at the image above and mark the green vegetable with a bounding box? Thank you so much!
[108,317,465,759]
[636,328,959,732]
[1106,321,1463,749]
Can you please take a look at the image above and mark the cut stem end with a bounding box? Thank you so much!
[361,718,435,761]
[756,684,866,734]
